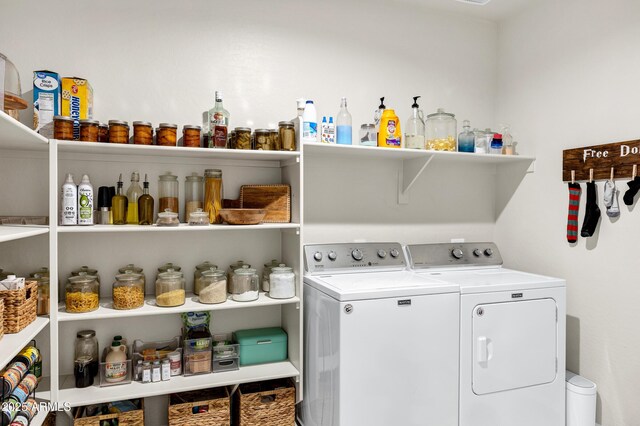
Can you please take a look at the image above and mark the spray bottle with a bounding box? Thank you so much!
[77,175,94,226]
[61,173,77,225]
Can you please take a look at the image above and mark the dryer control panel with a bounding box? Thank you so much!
[304,243,406,273]
[407,242,503,269]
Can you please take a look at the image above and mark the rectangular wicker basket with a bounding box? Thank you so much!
[233,379,296,426]
[0,279,37,334]
[169,387,230,426]
[74,400,144,426]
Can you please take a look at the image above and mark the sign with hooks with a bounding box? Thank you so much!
[562,139,640,181]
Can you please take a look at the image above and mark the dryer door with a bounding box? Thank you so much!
[472,298,557,395]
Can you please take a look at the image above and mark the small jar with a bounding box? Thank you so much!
[33,273,50,315]
[278,121,296,151]
[98,123,109,142]
[198,268,227,304]
[112,272,145,310]
[158,172,179,215]
[182,125,201,148]
[71,266,100,284]
[157,123,178,146]
[254,129,270,150]
[188,208,209,226]
[359,124,377,147]
[269,265,295,299]
[168,351,182,376]
[108,120,130,144]
[157,209,179,226]
[65,275,100,313]
[185,173,204,221]
[79,119,99,142]
[118,264,145,288]
[235,127,251,150]
[269,129,280,150]
[261,259,281,292]
[155,269,185,307]
[54,115,74,140]
[194,261,219,295]
[133,121,153,145]
[231,265,259,302]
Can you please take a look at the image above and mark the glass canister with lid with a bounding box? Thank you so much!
[269,264,296,299]
[158,172,179,216]
[188,208,209,226]
[227,260,249,293]
[118,264,145,287]
[194,261,218,295]
[113,271,145,310]
[198,268,227,304]
[157,209,179,227]
[66,275,100,313]
[231,265,259,302]
[185,173,204,221]
[71,265,100,283]
[75,330,99,387]
[426,108,457,151]
[33,273,50,315]
[155,269,185,307]
[261,259,281,292]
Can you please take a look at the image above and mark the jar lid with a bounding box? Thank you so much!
[99,123,108,128]
[159,123,178,129]
[108,120,129,126]
[77,330,96,339]
[54,115,73,122]
[68,275,97,284]
[202,268,225,278]
[186,172,204,182]
[196,260,218,271]
[158,209,178,218]
[168,351,181,360]
[229,260,248,269]
[72,266,99,276]
[189,209,209,220]
[33,274,50,284]
[427,108,455,119]
[234,127,251,131]
[159,172,178,181]
[132,121,152,127]
[30,267,49,277]
[264,259,280,268]
[79,119,99,125]
[119,263,143,274]
[255,128,270,133]
[235,265,257,275]
[272,265,293,273]
[158,269,183,280]
[205,169,222,178]
[279,121,294,127]
[361,123,375,129]
[158,263,181,272]
[116,272,143,281]
[183,125,201,130]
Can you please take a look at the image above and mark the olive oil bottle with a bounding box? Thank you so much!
[126,172,143,224]
[112,174,128,225]
[138,174,154,225]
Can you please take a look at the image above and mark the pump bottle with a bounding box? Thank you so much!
[405,96,425,149]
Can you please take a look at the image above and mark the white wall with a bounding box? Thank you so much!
[496,0,640,424]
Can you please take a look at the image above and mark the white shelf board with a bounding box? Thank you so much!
[53,361,299,407]
[58,293,300,322]
[0,225,49,243]
[58,223,300,233]
[29,405,50,426]
[0,317,50,368]
[0,111,48,150]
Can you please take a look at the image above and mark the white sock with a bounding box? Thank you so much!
[604,180,620,217]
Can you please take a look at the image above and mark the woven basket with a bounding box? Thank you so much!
[234,379,296,426]
[169,387,230,426]
[0,298,4,341]
[74,400,144,426]
[42,411,56,426]
[0,279,37,334]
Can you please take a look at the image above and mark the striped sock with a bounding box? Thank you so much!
[567,183,581,243]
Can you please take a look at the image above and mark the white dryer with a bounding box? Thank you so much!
[299,243,460,426]
[407,242,566,426]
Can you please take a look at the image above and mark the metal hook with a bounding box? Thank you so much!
[571,170,575,184]
[590,168,594,182]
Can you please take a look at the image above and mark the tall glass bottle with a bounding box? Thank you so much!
[138,174,154,225]
[126,172,143,224]
[112,174,127,225]
[208,91,230,148]
[405,96,425,149]
[457,120,475,153]
[336,97,352,145]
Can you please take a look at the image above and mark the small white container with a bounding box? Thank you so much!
[566,370,597,426]
[268,264,295,299]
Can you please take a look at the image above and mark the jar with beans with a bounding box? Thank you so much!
[65,275,100,313]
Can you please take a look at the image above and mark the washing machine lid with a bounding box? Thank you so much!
[304,271,458,301]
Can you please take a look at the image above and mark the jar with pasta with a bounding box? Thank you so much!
[65,276,100,313]
[157,123,178,146]
[133,121,153,145]
[194,261,218,295]
[254,129,270,150]
[234,127,251,150]
[198,268,227,304]
[204,169,223,224]
[113,272,145,310]
[155,269,185,307]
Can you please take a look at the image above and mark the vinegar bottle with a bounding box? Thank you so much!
[138,174,154,225]
[126,172,143,224]
[112,174,128,225]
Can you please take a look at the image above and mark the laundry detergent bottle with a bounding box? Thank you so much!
[378,109,402,148]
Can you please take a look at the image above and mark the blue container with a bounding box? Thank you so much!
[233,327,287,366]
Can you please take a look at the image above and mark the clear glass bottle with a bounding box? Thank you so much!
[185,173,204,222]
[155,269,185,307]
[405,96,425,149]
[126,172,143,224]
[204,169,223,224]
[336,97,352,145]
[209,91,230,148]
[158,172,179,216]
[138,174,154,225]
[112,174,128,225]
[502,125,514,155]
[458,120,475,153]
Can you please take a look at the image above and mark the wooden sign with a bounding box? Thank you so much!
[562,139,640,181]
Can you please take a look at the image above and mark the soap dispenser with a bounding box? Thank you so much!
[405,96,425,149]
[374,97,386,134]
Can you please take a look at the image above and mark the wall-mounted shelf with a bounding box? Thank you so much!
[0,225,49,243]
[0,317,49,368]
[0,111,48,151]
[57,223,300,233]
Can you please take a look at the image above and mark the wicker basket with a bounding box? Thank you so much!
[0,279,37,334]
[169,387,230,426]
[42,411,56,426]
[233,379,296,426]
[73,400,144,426]
[0,298,4,341]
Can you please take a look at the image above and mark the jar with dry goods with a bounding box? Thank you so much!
[71,266,100,283]
[54,115,74,140]
[108,120,130,144]
[157,209,179,226]
[79,119,99,142]
[188,208,209,226]
[33,273,50,315]
[194,261,219,295]
[182,125,201,148]
[227,260,249,293]
[198,268,227,304]
[157,262,181,284]
[254,129,270,150]
[269,129,280,150]
[65,275,100,313]
[112,272,145,310]
[157,123,178,146]
[278,121,296,151]
[118,264,145,288]
[231,265,259,302]
[269,265,295,299]
[155,269,185,307]
[158,172,179,216]
[234,127,251,150]
[185,173,204,220]
[98,123,109,142]
[204,169,223,224]
[261,259,281,292]
[133,121,153,145]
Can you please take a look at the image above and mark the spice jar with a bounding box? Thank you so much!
[269,129,280,150]
[158,172,179,215]
[234,127,251,150]
[155,269,185,307]
[198,268,227,304]
[157,123,178,146]
[194,261,219,295]
[75,330,99,386]
[71,266,100,283]
[98,123,109,142]
[108,120,130,144]
[278,121,296,151]
[188,208,209,226]
[33,273,50,315]
[133,121,153,145]
[182,125,201,148]
[261,259,281,292]
[204,169,223,224]
[118,264,145,288]
[254,129,270,150]
[269,264,296,299]
[231,265,259,302]
[54,115,74,140]
[113,272,145,310]
[65,275,100,313]
[426,108,457,151]
[185,173,204,220]
[157,209,179,227]
[79,119,99,142]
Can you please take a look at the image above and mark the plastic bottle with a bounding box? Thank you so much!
[327,117,335,144]
[126,172,143,224]
[336,97,352,145]
[458,120,475,153]
[405,96,425,149]
[374,97,385,131]
[292,98,305,148]
[104,341,127,383]
[302,100,318,143]
[320,116,329,143]
[61,173,77,225]
[491,133,503,155]
[377,109,402,148]
[77,175,94,226]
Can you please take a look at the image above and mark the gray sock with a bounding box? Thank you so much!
[604,180,620,217]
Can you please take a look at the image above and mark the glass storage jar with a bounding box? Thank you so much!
[79,119,99,142]
[204,169,223,224]
[75,329,99,384]
[185,173,204,221]
[269,265,295,299]
[261,259,281,292]
[112,272,145,310]
[118,264,145,287]
[157,262,181,283]
[108,120,130,144]
[188,208,209,226]
[194,261,218,295]
[426,108,457,151]
[157,123,178,146]
[1,53,26,120]
[158,172,179,215]
[278,121,296,151]
[231,265,259,302]
[198,268,227,304]
[65,275,100,313]
[133,121,153,145]
[254,129,270,150]
[182,125,201,148]
[269,129,280,150]
[157,209,179,226]
[155,269,185,307]
[98,123,109,142]
[227,260,249,293]
[359,124,377,147]
[71,265,100,283]
[54,115,74,140]
[33,273,50,315]
[234,127,251,150]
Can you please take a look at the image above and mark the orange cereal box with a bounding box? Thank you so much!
[61,77,93,140]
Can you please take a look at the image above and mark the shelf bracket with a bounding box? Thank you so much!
[398,155,434,204]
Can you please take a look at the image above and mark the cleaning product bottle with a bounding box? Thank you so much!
[138,174,154,225]
[77,175,94,226]
[458,120,475,153]
[61,173,77,225]
[378,108,402,148]
[336,97,352,145]
[327,117,335,144]
[126,172,143,224]
[405,96,425,149]
[320,116,329,143]
[302,100,318,143]
[374,97,386,138]
[112,174,128,225]
[292,98,306,148]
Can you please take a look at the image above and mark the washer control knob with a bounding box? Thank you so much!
[328,251,337,261]
[313,252,323,262]
[452,248,464,259]
[389,248,400,258]
[473,249,482,257]
[484,248,494,257]
[351,249,364,261]
[377,249,387,259]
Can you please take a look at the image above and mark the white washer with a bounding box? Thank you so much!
[299,243,460,426]
[407,242,566,426]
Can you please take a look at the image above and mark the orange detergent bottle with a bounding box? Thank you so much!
[377,109,402,148]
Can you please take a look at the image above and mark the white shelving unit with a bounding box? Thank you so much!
[0,225,49,243]
[0,317,49,368]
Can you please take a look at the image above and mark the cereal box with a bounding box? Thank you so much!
[61,77,93,140]
[33,70,61,138]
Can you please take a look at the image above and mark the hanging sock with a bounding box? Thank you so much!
[623,176,640,205]
[581,182,601,237]
[603,180,620,217]
[566,183,581,243]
